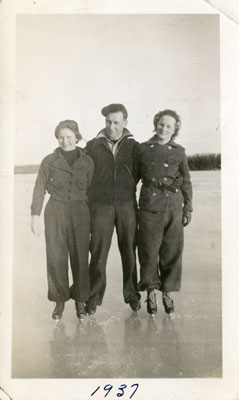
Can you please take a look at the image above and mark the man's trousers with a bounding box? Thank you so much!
[88,201,140,305]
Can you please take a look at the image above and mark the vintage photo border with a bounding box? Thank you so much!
[0,0,239,399]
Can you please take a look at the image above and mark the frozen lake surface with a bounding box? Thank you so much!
[12,171,221,378]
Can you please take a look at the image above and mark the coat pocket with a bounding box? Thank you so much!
[139,186,168,212]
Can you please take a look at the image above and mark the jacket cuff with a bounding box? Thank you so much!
[183,206,193,212]
[31,206,41,216]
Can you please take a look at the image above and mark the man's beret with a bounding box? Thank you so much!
[101,103,128,119]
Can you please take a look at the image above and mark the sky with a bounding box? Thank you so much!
[15,14,220,165]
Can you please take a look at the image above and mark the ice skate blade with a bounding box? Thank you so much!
[149,313,156,319]
[52,315,62,321]
[77,317,86,326]
[54,318,63,324]
[168,312,175,320]
[131,311,139,318]
[78,314,86,320]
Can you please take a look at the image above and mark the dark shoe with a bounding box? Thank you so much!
[52,302,65,320]
[146,290,157,314]
[75,301,86,319]
[129,300,141,312]
[162,293,174,314]
[85,300,97,315]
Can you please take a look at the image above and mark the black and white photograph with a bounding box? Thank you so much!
[0,1,239,400]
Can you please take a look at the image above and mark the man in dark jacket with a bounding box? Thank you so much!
[85,104,141,314]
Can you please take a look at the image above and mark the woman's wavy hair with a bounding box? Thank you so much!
[55,120,82,143]
[153,109,181,138]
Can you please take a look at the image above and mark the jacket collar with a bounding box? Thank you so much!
[96,127,133,141]
[52,146,83,172]
[145,135,178,147]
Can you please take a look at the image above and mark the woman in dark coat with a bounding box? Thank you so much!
[136,110,193,315]
[31,120,94,320]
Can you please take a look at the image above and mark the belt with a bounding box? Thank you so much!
[142,179,179,193]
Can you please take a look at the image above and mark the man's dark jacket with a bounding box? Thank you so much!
[86,128,138,204]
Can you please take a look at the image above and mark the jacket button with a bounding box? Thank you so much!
[150,144,154,148]
[152,192,156,196]
[163,177,168,181]
[168,145,172,150]
[164,163,168,167]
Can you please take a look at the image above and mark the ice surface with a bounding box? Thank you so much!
[12,171,221,378]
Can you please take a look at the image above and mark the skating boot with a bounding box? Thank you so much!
[129,300,141,312]
[162,293,174,315]
[52,302,65,320]
[75,301,87,319]
[85,300,97,315]
[146,289,157,315]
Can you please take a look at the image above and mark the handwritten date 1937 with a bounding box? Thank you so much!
[91,383,139,398]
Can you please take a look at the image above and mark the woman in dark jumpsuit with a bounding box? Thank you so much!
[31,120,94,319]
[136,110,193,315]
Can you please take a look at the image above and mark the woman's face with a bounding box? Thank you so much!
[156,115,176,144]
[57,128,77,151]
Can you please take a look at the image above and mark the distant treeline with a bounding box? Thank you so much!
[14,153,221,174]
[14,165,40,174]
[187,153,221,171]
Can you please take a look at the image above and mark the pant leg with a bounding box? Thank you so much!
[115,201,141,303]
[159,198,184,292]
[88,203,115,305]
[137,209,165,291]
[67,201,91,302]
[44,199,70,302]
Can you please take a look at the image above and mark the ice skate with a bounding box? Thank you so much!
[146,290,157,315]
[52,302,65,320]
[85,300,97,315]
[162,293,174,315]
[75,301,87,319]
[129,300,141,312]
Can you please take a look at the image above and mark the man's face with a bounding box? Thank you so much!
[105,112,127,141]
